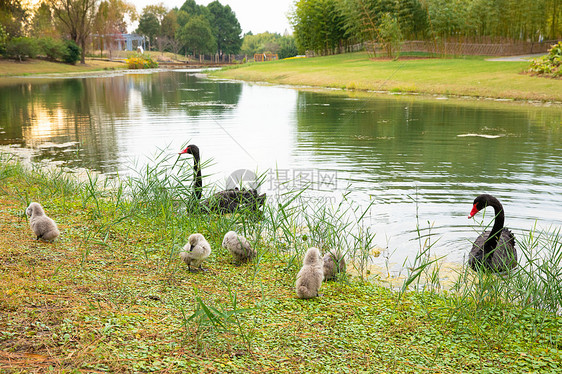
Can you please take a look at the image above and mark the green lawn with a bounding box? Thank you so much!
[213,52,562,102]
[0,58,126,77]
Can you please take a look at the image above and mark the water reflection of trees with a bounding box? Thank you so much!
[0,78,125,173]
[0,71,243,173]
[131,71,243,116]
[295,91,562,187]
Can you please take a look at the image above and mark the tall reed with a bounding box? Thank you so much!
[399,212,562,350]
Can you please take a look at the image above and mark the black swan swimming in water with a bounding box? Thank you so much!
[179,144,266,213]
[468,194,517,272]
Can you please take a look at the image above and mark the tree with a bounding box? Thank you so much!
[241,32,278,56]
[155,9,180,54]
[176,14,215,56]
[0,0,28,37]
[240,32,297,59]
[143,3,166,23]
[179,0,208,18]
[278,35,298,58]
[93,0,135,57]
[337,0,377,51]
[50,0,98,64]
[207,1,242,58]
[547,0,561,38]
[378,12,402,57]
[420,0,557,41]
[291,0,348,55]
[93,0,109,54]
[425,0,462,39]
[31,2,58,38]
[395,0,427,39]
[0,24,8,55]
[161,9,178,39]
[177,0,209,30]
[136,11,160,50]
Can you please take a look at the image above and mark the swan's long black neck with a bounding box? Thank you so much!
[192,153,202,200]
[484,198,505,254]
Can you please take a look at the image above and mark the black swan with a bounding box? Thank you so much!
[468,194,517,272]
[179,144,266,213]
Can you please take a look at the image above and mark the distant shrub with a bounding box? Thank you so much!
[5,37,39,61]
[278,36,298,59]
[63,40,81,64]
[38,37,66,61]
[528,41,561,78]
[126,53,158,69]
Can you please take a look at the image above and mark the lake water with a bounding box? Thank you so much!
[1,70,561,274]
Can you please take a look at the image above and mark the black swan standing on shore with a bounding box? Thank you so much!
[179,144,266,213]
[468,194,517,272]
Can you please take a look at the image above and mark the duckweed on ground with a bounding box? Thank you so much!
[0,158,560,373]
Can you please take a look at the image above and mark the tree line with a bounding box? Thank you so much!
[1,0,137,63]
[136,0,241,59]
[0,0,297,64]
[291,0,562,56]
[136,0,297,60]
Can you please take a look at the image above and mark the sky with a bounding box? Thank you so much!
[133,0,295,35]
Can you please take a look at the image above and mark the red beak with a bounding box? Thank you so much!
[179,147,189,154]
[468,203,479,218]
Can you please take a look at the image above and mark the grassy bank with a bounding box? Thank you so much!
[0,58,126,77]
[212,52,562,102]
[0,153,560,373]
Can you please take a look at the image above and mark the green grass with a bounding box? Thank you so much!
[212,52,562,102]
[0,58,126,78]
[0,152,560,372]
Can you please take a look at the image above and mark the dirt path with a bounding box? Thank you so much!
[487,53,546,61]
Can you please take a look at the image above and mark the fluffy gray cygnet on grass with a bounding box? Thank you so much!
[26,202,60,241]
[222,231,257,264]
[323,251,346,281]
[179,233,211,272]
[295,247,324,299]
